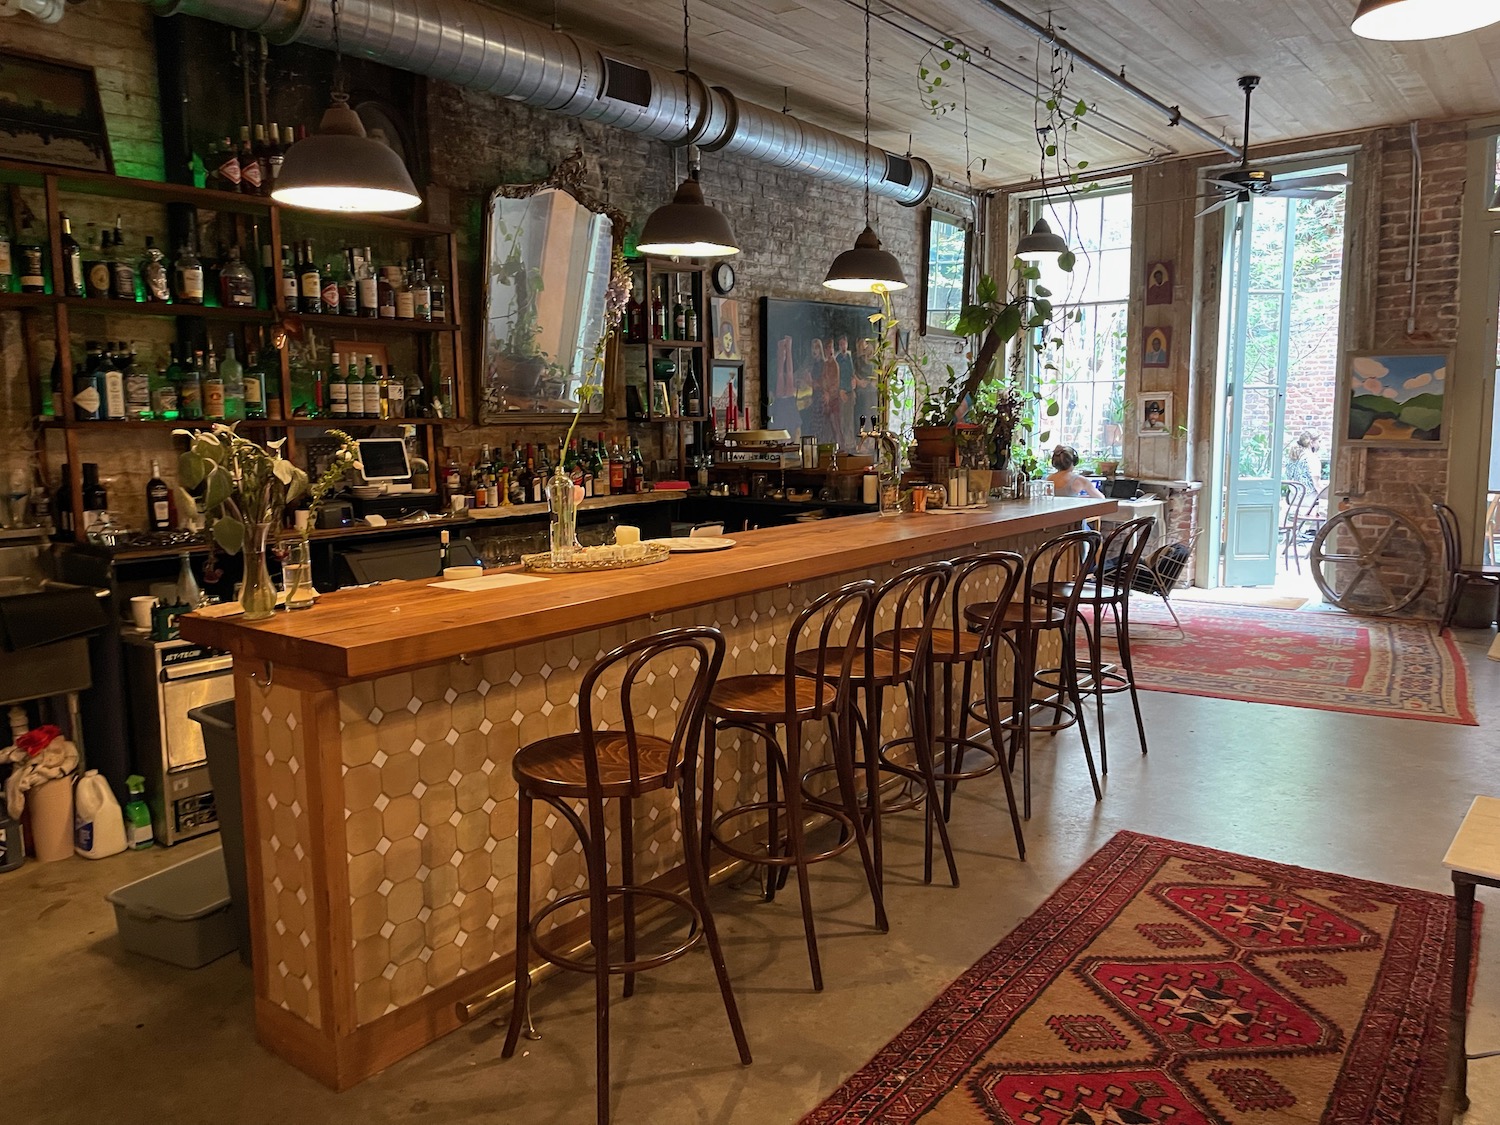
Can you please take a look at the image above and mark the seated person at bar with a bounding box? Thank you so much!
[1047,445,1106,499]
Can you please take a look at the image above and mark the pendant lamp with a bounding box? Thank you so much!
[271,0,421,214]
[1015,217,1070,262]
[637,2,739,258]
[1351,0,1500,40]
[824,0,906,292]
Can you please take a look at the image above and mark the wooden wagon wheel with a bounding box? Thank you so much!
[1308,505,1432,615]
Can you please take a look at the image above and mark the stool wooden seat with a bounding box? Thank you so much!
[793,645,914,681]
[502,626,750,1125]
[874,626,982,662]
[702,579,885,991]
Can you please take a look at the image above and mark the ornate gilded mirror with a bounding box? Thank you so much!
[479,152,623,420]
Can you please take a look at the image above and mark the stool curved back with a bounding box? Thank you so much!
[871,561,953,682]
[949,551,1026,656]
[1023,528,1102,630]
[578,626,725,799]
[1091,516,1157,600]
[783,579,876,719]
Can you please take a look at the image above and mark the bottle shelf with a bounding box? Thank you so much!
[0,291,54,310]
[278,211,452,238]
[284,311,459,334]
[627,339,706,350]
[39,417,290,431]
[61,296,275,322]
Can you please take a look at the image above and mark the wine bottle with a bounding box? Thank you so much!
[338,249,358,317]
[146,459,174,533]
[328,351,348,419]
[202,345,225,421]
[298,241,322,314]
[243,346,266,420]
[178,350,204,421]
[59,215,84,297]
[280,244,298,311]
[357,245,378,317]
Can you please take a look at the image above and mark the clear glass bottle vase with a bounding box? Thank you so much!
[547,467,579,564]
[239,522,278,621]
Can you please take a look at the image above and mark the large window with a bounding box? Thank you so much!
[1027,188,1132,458]
[920,208,970,335]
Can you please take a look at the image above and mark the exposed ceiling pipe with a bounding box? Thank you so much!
[970,0,1242,159]
[145,0,935,206]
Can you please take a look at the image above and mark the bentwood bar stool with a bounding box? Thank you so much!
[502,626,750,1125]
[966,529,1103,818]
[879,551,1028,864]
[702,579,884,991]
[798,561,955,887]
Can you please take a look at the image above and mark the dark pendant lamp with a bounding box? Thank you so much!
[1351,0,1500,39]
[637,2,740,258]
[1015,216,1071,262]
[271,0,421,214]
[824,0,906,292]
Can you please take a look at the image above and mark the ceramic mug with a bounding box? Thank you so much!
[129,596,158,629]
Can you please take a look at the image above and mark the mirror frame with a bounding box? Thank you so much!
[478,149,626,423]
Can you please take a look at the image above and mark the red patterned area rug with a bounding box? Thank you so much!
[802,832,1462,1124]
[1087,601,1477,725]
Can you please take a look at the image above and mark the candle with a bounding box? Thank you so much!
[614,525,640,545]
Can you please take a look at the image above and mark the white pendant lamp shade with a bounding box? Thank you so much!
[823,225,908,292]
[1351,0,1500,39]
[637,172,740,258]
[272,96,421,214]
[1016,217,1070,262]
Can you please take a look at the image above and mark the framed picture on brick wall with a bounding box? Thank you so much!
[0,50,112,173]
[1341,350,1449,448]
[761,297,878,447]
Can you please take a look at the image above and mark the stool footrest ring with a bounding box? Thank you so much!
[528,885,703,976]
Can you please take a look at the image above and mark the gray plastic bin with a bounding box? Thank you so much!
[106,847,236,968]
[189,699,251,965]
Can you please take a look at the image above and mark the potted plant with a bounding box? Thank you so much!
[176,425,360,620]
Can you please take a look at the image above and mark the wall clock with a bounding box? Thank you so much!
[711,261,736,294]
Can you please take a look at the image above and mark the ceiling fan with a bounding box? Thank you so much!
[1196,75,1348,217]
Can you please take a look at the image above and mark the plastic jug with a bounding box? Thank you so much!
[75,770,126,859]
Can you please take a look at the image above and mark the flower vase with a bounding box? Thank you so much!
[281,538,316,611]
[547,468,579,564]
[239,522,278,621]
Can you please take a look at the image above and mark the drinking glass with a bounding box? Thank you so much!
[281,539,316,611]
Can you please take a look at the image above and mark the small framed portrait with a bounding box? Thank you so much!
[1145,261,1173,305]
[1139,393,1173,436]
[710,297,742,361]
[1142,326,1171,368]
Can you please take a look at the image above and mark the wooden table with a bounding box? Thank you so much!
[1442,794,1500,1122]
[180,496,1115,1089]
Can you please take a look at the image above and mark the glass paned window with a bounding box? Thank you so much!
[922,210,969,334]
[1028,188,1132,458]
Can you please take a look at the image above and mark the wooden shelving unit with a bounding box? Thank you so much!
[625,258,709,476]
[0,158,466,542]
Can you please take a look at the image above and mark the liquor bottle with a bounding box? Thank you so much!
[220,336,245,420]
[672,296,686,340]
[410,258,432,321]
[219,246,255,308]
[59,215,84,297]
[0,213,12,292]
[625,286,644,343]
[683,360,703,417]
[80,463,108,536]
[152,353,179,421]
[138,236,170,302]
[238,127,261,195]
[357,246,378,317]
[430,267,447,322]
[328,350,348,419]
[337,249,358,317]
[74,343,104,421]
[264,348,284,420]
[41,353,59,419]
[202,345,225,421]
[685,298,700,341]
[247,125,269,195]
[361,354,378,419]
[474,445,492,508]
[609,437,626,493]
[16,219,45,294]
[628,436,647,493]
[320,260,340,314]
[173,245,204,305]
[298,241,322,314]
[376,364,391,420]
[439,529,453,572]
[101,345,126,420]
[280,245,298,310]
[526,446,543,504]
[377,264,397,319]
[55,464,74,537]
[265,122,284,186]
[211,136,241,192]
[175,551,202,608]
[395,262,415,319]
[146,459,174,533]
[83,227,111,299]
[651,285,665,339]
[243,345,267,420]
[124,347,151,420]
[347,354,361,418]
[403,370,424,419]
[593,433,610,496]
[178,350,204,420]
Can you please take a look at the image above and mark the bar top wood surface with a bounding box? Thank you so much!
[181,497,1115,682]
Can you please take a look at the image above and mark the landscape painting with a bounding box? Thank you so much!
[1344,351,1448,447]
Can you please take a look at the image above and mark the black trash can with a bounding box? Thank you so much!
[189,700,251,966]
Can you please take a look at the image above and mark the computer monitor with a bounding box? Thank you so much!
[355,438,411,483]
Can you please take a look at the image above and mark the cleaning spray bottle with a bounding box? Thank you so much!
[122,774,154,850]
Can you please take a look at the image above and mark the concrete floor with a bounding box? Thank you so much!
[5,626,1499,1125]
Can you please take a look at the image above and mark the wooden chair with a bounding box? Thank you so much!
[1280,480,1308,571]
[501,626,750,1125]
[1433,502,1500,632]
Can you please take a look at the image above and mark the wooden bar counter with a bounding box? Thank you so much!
[181,496,1114,1089]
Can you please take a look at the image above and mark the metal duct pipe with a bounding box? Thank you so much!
[146,0,935,205]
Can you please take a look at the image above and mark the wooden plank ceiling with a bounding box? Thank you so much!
[495,0,1500,189]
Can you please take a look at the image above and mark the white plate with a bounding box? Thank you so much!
[646,536,736,553]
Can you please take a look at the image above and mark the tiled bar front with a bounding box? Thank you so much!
[197,503,1109,1088]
